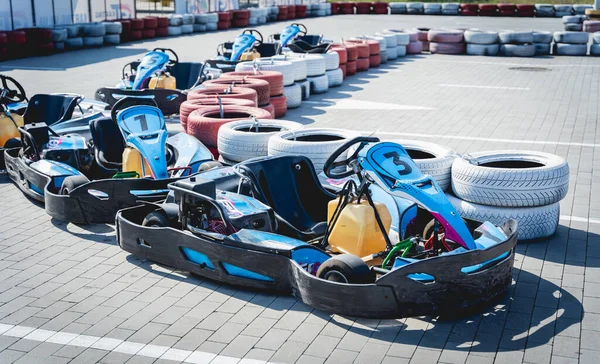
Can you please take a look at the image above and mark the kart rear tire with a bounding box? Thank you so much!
[142,211,169,228]
[60,175,90,195]
[446,194,560,241]
[317,254,375,284]
[218,119,302,162]
[452,150,569,207]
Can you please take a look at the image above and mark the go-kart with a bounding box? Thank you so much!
[0,75,107,168]
[116,137,517,318]
[271,23,330,53]
[95,48,216,116]
[6,96,218,224]
[206,29,279,73]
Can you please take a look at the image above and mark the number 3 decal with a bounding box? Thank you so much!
[383,151,412,176]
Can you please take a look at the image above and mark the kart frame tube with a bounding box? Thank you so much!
[117,204,518,318]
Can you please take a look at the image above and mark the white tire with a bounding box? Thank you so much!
[270,55,308,81]
[82,23,106,37]
[283,83,302,109]
[288,54,326,77]
[169,15,183,26]
[534,43,551,55]
[500,44,536,57]
[104,34,120,45]
[326,68,344,88]
[195,14,209,24]
[218,119,303,162]
[194,24,206,32]
[376,32,398,48]
[553,31,589,44]
[83,36,104,47]
[385,31,411,46]
[498,31,534,44]
[168,26,183,36]
[553,43,588,56]
[103,22,122,35]
[268,128,359,172]
[206,23,218,31]
[206,13,219,22]
[298,79,310,100]
[590,43,600,55]
[65,37,83,49]
[464,30,498,45]
[452,150,569,207]
[236,59,295,86]
[386,46,398,60]
[388,140,455,191]
[308,74,329,94]
[182,14,194,25]
[56,25,80,38]
[466,43,500,56]
[52,29,68,42]
[396,45,407,57]
[181,24,194,34]
[533,31,553,44]
[249,17,257,26]
[324,52,340,71]
[446,194,560,241]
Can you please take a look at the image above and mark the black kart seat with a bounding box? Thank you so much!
[288,40,330,54]
[89,117,124,171]
[23,94,79,125]
[238,156,335,240]
[170,62,204,90]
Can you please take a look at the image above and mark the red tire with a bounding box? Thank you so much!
[217,21,231,30]
[35,42,55,56]
[180,98,255,131]
[232,10,250,19]
[499,9,515,16]
[157,17,169,27]
[260,103,275,118]
[345,41,369,58]
[346,60,357,76]
[155,27,169,37]
[188,87,258,106]
[130,18,144,30]
[428,30,464,43]
[233,18,249,28]
[130,30,142,41]
[340,7,354,15]
[372,2,388,14]
[144,16,158,29]
[270,95,287,118]
[208,146,219,160]
[516,4,534,11]
[187,106,272,147]
[460,3,478,11]
[479,10,497,16]
[356,58,369,72]
[202,78,271,106]
[356,3,371,14]
[347,39,379,55]
[218,12,232,22]
[406,41,423,54]
[220,71,284,97]
[429,42,466,55]
[330,46,348,65]
[338,43,358,61]
[19,28,52,44]
[118,20,131,41]
[478,4,497,11]
[461,9,478,16]
[497,4,516,10]
[339,64,346,79]
[368,54,381,68]
[331,2,340,14]
[142,29,156,39]
[0,33,7,45]
[7,31,26,45]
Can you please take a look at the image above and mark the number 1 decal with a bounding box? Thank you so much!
[134,115,148,131]
[383,151,412,175]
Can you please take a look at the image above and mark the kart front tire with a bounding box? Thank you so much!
[142,211,169,228]
[60,175,90,195]
[317,254,375,284]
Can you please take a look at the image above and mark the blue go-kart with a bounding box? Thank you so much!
[207,29,280,72]
[116,136,517,318]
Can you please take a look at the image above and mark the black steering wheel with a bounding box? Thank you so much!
[153,48,179,67]
[242,29,264,45]
[323,136,380,179]
[0,75,27,104]
[291,23,307,37]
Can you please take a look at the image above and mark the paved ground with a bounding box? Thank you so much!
[0,14,599,364]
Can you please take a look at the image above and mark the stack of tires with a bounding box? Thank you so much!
[222,70,294,111]
[115,20,131,42]
[82,23,106,48]
[574,5,593,15]
[6,31,27,58]
[563,15,586,31]
[390,2,407,14]
[218,12,232,30]
[232,10,250,28]
[428,29,465,55]
[553,31,589,56]
[20,28,54,56]
[450,150,569,241]
[330,2,340,14]
[516,4,535,17]
[51,28,68,51]
[218,119,303,164]
[102,22,122,45]
[312,3,328,16]
[194,14,208,32]
[325,3,333,16]
[179,97,255,132]
[583,20,600,33]
[376,32,399,61]
[554,4,573,17]
[56,25,83,50]
[406,2,424,14]
[366,35,387,63]
[324,51,343,87]
[203,77,277,117]
[292,54,328,94]
[499,31,535,57]
[267,7,279,22]
[416,28,430,52]
[296,5,308,18]
[373,2,389,14]
[497,4,516,17]
[142,17,157,40]
[405,30,422,54]
[206,13,218,31]
[340,2,355,14]
[0,32,7,60]
[156,17,169,37]
[384,29,410,57]
[465,29,499,56]
[168,15,183,36]
[181,14,194,34]
[533,31,553,55]
[442,3,460,15]
[460,3,478,16]
[260,8,270,23]
[330,45,349,79]
[590,33,600,55]
[288,5,297,20]
[424,3,442,15]
[129,19,144,41]
[341,42,358,76]
[535,4,554,17]
[478,4,497,16]
[356,3,372,14]
[278,5,290,20]
[270,55,310,102]
[347,39,379,70]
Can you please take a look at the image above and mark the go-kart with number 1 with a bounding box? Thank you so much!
[116,137,517,318]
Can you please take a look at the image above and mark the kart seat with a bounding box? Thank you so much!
[89,116,124,171]
[23,94,79,125]
[288,40,330,54]
[238,156,336,240]
[170,62,204,90]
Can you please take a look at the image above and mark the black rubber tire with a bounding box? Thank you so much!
[60,175,90,195]
[316,254,375,284]
[4,138,21,149]
[142,211,169,228]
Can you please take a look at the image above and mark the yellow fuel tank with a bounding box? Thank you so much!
[149,73,177,90]
[0,112,24,147]
[327,198,392,258]
[240,50,261,61]
[122,147,151,177]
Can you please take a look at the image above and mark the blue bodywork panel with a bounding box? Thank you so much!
[132,51,170,90]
